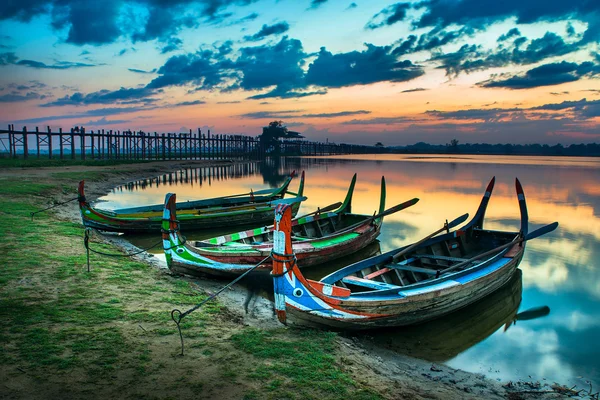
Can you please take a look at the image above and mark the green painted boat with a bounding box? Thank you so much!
[79,171,306,233]
[162,173,419,277]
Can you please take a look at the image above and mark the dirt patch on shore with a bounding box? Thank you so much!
[0,160,570,400]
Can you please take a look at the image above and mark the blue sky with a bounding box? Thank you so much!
[1,0,599,145]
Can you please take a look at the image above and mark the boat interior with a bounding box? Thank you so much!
[193,212,372,247]
[330,228,519,292]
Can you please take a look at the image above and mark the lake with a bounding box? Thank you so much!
[99,154,600,389]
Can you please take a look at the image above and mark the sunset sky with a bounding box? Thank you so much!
[1,0,599,145]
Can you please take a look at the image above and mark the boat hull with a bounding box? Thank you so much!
[80,201,301,233]
[281,249,523,330]
[168,221,382,277]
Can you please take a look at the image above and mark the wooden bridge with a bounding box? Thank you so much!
[0,125,382,160]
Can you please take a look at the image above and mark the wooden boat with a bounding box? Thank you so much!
[363,269,523,362]
[161,174,419,277]
[270,177,559,330]
[78,171,305,233]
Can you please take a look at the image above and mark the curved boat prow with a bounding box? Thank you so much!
[336,173,357,214]
[296,171,305,197]
[463,176,495,231]
[78,180,86,204]
[515,178,529,236]
[272,203,295,325]
[162,193,182,268]
[77,180,90,227]
[378,176,386,217]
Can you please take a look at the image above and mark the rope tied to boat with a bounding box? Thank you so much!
[269,250,297,277]
[30,196,80,220]
[171,255,272,356]
[82,227,187,272]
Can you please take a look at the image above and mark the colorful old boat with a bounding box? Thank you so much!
[78,171,305,233]
[270,177,559,330]
[162,174,419,277]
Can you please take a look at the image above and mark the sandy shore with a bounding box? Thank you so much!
[2,159,572,400]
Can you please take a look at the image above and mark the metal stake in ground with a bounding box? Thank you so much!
[171,255,271,356]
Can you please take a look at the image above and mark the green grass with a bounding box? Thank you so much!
[231,328,382,400]
[0,158,153,169]
[0,172,385,400]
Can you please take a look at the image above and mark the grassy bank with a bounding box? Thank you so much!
[0,172,380,399]
[0,158,153,169]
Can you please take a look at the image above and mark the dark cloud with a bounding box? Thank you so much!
[172,100,206,106]
[426,107,523,121]
[531,98,600,119]
[146,49,235,90]
[305,44,424,87]
[246,87,327,100]
[479,61,600,89]
[217,100,241,104]
[41,87,157,107]
[0,52,97,69]
[425,98,600,126]
[302,110,370,118]
[309,0,328,9]
[239,110,303,119]
[415,0,597,35]
[13,106,154,124]
[532,98,589,111]
[128,68,155,74]
[347,3,357,10]
[235,12,259,23]
[83,117,130,125]
[0,92,42,103]
[432,32,582,76]
[148,37,424,98]
[402,88,427,93]
[240,109,369,118]
[1,0,261,46]
[366,2,411,30]
[161,38,183,54]
[245,22,289,41]
[392,35,417,56]
[342,116,410,125]
[236,36,307,96]
[498,28,521,42]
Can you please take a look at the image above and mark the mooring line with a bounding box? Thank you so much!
[171,254,272,356]
[30,196,80,220]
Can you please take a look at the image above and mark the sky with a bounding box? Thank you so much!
[1,0,599,146]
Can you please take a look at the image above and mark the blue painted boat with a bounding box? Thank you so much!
[270,177,559,330]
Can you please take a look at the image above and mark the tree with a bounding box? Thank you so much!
[375,142,384,147]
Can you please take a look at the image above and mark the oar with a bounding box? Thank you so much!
[504,305,550,331]
[337,198,420,233]
[391,213,470,263]
[294,202,343,220]
[439,222,559,275]
[515,305,550,321]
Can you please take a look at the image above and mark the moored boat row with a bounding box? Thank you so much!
[79,173,559,330]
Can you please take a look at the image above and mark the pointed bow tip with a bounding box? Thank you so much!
[485,176,496,192]
[515,177,524,193]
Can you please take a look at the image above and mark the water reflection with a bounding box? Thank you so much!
[354,270,524,362]
[101,154,600,388]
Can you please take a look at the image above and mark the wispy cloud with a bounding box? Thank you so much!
[0,52,98,69]
[245,22,290,41]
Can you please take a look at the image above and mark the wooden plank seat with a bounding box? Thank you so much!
[391,264,439,276]
[342,275,401,290]
[414,254,474,263]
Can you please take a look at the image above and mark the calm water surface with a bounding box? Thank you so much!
[100,154,600,388]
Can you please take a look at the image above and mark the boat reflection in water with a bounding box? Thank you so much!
[356,269,545,362]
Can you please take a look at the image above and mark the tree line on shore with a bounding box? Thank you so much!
[388,141,600,157]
